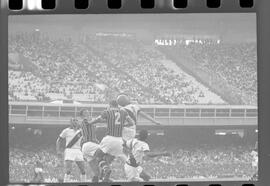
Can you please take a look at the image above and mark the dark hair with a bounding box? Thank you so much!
[70,118,78,123]
[109,100,118,108]
[138,130,148,141]
[79,109,88,117]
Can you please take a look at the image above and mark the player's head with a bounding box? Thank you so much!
[109,100,118,108]
[138,130,148,141]
[117,94,130,107]
[79,109,90,118]
[70,118,79,129]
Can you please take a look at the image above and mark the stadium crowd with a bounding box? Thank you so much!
[89,37,223,104]
[9,145,256,182]
[11,32,260,105]
[187,42,257,105]
[9,32,257,105]
[162,41,257,105]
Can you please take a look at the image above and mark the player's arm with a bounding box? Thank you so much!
[88,116,105,125]
[56,136,64,155]
[56,129,67,154]
[84,110,107,125]
[139,111,162,125]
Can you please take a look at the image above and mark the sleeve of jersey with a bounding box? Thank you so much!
[136,105,141,114]
[59,128,67,139]
[143,143,150,152]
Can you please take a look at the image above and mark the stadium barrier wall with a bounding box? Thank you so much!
[8,102,257,126]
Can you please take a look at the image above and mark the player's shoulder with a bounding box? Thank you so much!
[124,104,133,108]
[140,140,149,147]
[125,104,140,110]
[120,107,126,111]
[63,127,71,132]
[64,127,75,133]
[137,139,149,150]
[132,104,141,111]
[120,107,129,113]
[59,127,71,137]
[134,104,141,109]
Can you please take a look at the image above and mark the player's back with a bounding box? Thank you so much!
[81,119,98,144]
[102,107,128,137]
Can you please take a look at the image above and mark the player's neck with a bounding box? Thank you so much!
[70,126,78,130]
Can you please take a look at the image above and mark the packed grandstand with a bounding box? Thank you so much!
[8,32,257,105]
[8,31,258,182]
[9,145,256,182]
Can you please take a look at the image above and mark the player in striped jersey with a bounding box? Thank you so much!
[56,118,86,182]
[87,100,135,182]
[78,109,100,182]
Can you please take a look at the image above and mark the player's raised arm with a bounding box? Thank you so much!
[139,111,162,125]
[79,108,106,127]
[87,110,108,125]
[88,116,105,125]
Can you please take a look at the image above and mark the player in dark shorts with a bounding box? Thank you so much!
[86,100,135,182]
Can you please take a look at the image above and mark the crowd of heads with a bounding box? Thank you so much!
[9,144,257,183]
[8,32,257,105]
[160,41,257,105]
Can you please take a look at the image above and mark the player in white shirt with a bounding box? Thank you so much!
[123,130,170,182]
[56,118,86,182]
[117,94,161,142]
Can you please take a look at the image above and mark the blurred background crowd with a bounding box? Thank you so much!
[9,144,256,182]
[8,32,257,105]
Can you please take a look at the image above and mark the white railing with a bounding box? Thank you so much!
[8,102,258,119]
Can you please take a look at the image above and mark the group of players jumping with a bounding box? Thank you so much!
[55,94,170,182]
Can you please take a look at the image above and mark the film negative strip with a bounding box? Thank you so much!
[1,0,270,186]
